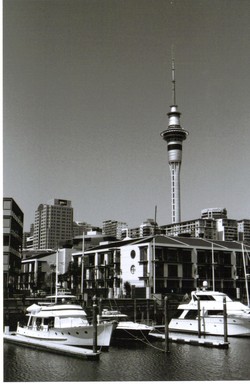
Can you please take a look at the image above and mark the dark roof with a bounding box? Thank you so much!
[23,251,55,260]
[84,237,149,253]
[84,235,250,253]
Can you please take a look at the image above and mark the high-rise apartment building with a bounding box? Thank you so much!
[33,199,73,249]
[3,197,23,295]
[121,219,161,239]
[238,219,250,242]
[102,220,128,240]
[201,208,228,220]
[216,218,238,241]
[73,221,94,237]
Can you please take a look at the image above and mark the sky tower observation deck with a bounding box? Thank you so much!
[160,60,189,224]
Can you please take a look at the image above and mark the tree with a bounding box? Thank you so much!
[124,281,131,298]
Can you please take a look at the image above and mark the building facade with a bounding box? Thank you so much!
[201,207,228,219]
[73,221,95,237]
[121,219,161,239]
[80,235,250,302]
[19,248,74,294]
[33,198,73,249]
[102,220,128,240]
[237,219,250,243]
[216,218,238,241]
[162,218,217,239]
[3,198,24,296]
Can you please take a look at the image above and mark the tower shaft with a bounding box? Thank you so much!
[169,162,181,223]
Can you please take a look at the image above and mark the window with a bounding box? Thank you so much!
[3,235,9,246]
[130,250,136,259]
[140,247,147,262]
[183,264,192,278]
[3,200,11,209]
[166,250,178,263]
[168,265,178,277]
[130,265,136,274]
[3,218,10,228]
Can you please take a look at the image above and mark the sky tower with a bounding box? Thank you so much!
[160,60,189,223]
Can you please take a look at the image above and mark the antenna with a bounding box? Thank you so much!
[171,45,176,105]
[171,56,176,105]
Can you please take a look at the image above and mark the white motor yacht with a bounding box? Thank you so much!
[168,282,250,337]
[16,293,114,350]
[100,308,153,342]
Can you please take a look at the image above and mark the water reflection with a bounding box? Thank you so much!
[4,338,250,382]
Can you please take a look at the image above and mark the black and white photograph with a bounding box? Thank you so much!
[3,0,250,381]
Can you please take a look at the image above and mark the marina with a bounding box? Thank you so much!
[3,285,249,381]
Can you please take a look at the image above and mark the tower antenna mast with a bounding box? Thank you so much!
[171,51,176,105]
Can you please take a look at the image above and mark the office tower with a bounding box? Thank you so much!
[3,197,23,295]
[33,198,73,249]
[161,60,188,223]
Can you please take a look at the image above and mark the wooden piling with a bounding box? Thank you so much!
[164,296,170,353]
[223,296,228,343]
[197,297,201,338]
[92,296,97,353]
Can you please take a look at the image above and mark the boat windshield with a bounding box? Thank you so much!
[184,310,197,319]
[193,294,216,301]
[44,295,77,304]
[55,316,89,328]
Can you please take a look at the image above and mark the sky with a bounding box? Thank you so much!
[3,0,250,231]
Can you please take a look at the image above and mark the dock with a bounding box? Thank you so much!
[149,331,229,349]
[4,333,101,360]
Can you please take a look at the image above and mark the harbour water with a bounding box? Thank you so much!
[4,337,249,382]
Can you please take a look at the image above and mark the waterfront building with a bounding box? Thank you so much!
[160,60,188,223]
[102,220,128,240]
[73,230,117,251]
[79,235,250,302]
[3,197,24,296]
[19,248,74,293]
[33,198,73,249]
[19,233,250,302]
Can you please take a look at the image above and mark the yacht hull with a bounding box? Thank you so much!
[112,327,152,342]
[169,317,250,337]
[16,322,114,349]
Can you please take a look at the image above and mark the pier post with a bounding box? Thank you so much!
[147,299,150,325]
[92,296,98,353]
[134,299,137,323]
[197,297,201,338]
[98,298,102,323]
[164,296,170,353]
[154,298,157,324]
[223,297,228,343]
